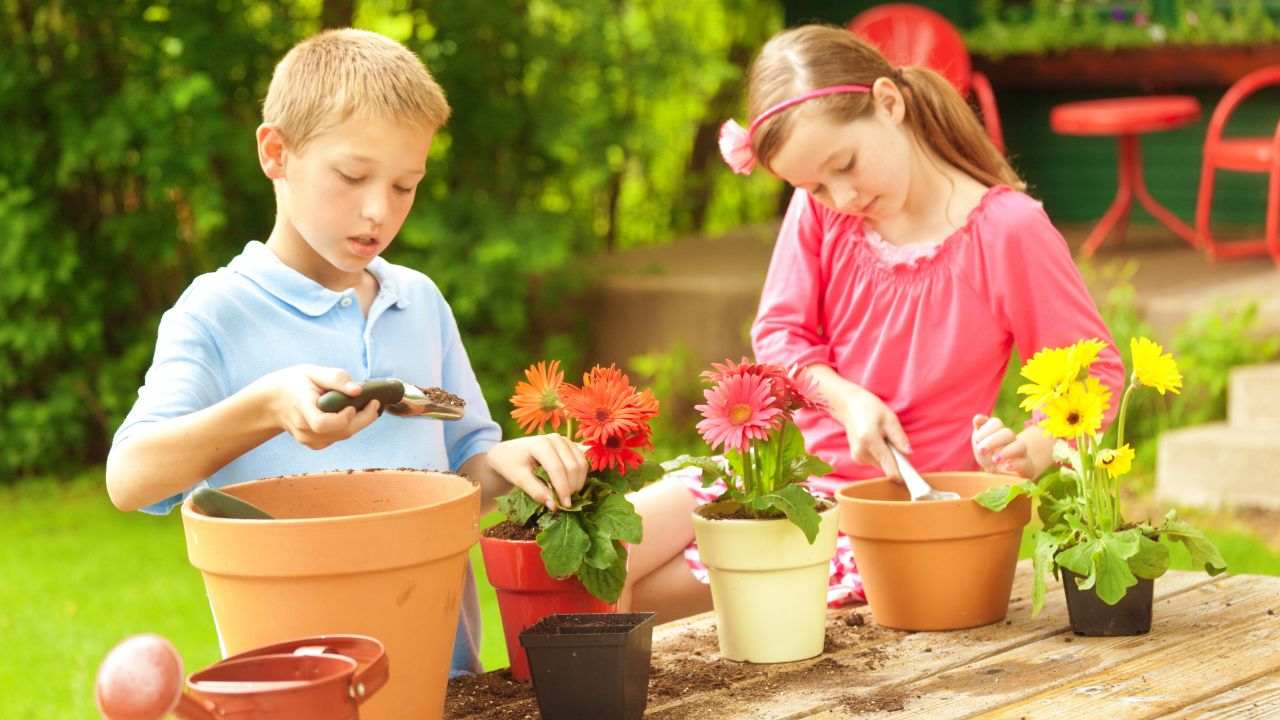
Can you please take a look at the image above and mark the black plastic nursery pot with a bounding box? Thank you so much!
[1061,569,1154,636]
[519,612,657,720]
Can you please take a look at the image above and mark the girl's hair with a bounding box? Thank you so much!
[747,25,1023,190]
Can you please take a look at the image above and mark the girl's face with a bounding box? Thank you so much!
[768,79,912,220]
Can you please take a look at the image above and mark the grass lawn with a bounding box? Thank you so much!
[5,470,1279,718]
[0,470,507,720]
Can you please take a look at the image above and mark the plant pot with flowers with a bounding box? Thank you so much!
[663,359,838,663]
[480,361,664,681]
[977,337,1228,636]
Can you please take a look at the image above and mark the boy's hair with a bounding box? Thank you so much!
[747,25,1023,191]
[263,28,450,151]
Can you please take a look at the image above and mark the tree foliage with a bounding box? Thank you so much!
[0,0,783,478]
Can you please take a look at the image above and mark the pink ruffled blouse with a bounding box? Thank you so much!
[752,186,1124,495]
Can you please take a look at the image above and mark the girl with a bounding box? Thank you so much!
[622,24,1124,615]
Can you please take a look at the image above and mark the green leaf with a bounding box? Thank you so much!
[582,526,620,570]
[590,493,643,544]
[1159,513,1228,576]
[758,484,821,544]
[661,455,726,485]
[697,500,743,518]
[577,545,627,603]
[536,513,591,578]
[1056,539,1098,586]
[974,482,1033,512]
[1094,530,1141,605]
[497,489,544,527]
[1128,533,1170,580]
[1030,530,1062,617]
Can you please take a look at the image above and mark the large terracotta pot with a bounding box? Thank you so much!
[181,470,480,720]
[479,536,616,681]
[691,504,839,663]
[837,472,1030,631]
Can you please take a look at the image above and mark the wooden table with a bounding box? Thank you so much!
[446,563,1280,719]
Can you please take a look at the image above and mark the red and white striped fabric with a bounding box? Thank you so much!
[675,468,865,607]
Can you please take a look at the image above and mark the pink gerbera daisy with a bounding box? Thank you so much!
[695,373,783,453]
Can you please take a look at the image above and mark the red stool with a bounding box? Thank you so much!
[1051,96,1202,257]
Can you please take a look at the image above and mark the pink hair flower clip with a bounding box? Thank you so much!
[718,119,756,175]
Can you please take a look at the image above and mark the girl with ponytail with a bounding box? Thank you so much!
[689,25,1125,606]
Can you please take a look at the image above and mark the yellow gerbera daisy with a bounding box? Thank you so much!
[1017,346,1074,412]
[1040,380,1107,439]
[1130,337,1182,395]
[1096,444,1135,479]
[1068,338,1108,374]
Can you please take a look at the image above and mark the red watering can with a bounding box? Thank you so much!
[95,633,387,720]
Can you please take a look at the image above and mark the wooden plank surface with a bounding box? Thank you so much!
[806,574,1279,719]
[444,565,1277,720]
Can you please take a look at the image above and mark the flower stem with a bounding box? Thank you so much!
[1116,376,1136,449]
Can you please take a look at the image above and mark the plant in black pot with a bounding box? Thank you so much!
[519,612,657,720]
[976,337,1227,635]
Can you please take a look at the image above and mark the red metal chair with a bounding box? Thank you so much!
[848,3,1005,154]
[1196,65,1280,267]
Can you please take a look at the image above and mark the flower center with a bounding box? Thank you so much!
[1066,411,1080,426]
[595,408,611,422]
[728,403,753,425]
[604,435,622,449]
[538,389,561,411]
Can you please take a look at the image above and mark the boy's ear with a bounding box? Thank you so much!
[256,124,288,180]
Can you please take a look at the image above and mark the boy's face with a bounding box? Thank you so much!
[262,114,432,284]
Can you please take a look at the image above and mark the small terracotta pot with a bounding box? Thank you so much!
[837,473,1030,631]
[1061,569,1154,636]
[182,470,480,720]
[479,536,616,681]
[692,504,839,663]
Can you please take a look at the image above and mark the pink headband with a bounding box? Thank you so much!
[718,84,871,175]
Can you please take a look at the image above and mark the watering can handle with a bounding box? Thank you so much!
[289,636,389,706]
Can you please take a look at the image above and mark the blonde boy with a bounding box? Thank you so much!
[106,28,587,676]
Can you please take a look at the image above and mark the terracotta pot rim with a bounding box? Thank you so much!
[182,468,476,526]
[691,502,838,526]
[835,472,1012,507]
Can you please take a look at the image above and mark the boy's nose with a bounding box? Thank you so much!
[361,190,389,224]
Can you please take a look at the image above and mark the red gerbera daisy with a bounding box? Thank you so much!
[585,428,653,473]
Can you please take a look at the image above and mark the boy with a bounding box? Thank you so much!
[105,28,587,676]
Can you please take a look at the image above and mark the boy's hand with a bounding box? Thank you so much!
[265,365,381,449]
[487,434,589,511]
[971,414,1034,478]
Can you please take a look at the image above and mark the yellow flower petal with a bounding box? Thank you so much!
[1130,337,1183,395]
[1096,444,1135,479]
[1040,380,1106,440]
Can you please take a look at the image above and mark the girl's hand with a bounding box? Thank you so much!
[971,414,1035,478]
[829,381,912,480]
[264,365,381,450]
[487,434,589,511]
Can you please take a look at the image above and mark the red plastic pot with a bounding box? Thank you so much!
[479,536,616,681]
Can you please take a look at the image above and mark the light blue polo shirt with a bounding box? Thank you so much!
[113,240,501,676]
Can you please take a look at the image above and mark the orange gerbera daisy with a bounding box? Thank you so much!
[510,360,566,434]
[561,365,659,444]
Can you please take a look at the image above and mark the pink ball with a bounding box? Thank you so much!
[94,634,184,720]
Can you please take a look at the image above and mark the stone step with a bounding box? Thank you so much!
[1157,422,1280,509]
[1229,363,1280,428]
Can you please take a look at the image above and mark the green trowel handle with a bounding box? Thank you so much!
[190,487,274,520]
[317,379,405,413]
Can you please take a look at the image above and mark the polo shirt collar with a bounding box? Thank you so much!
[229,241,409,316]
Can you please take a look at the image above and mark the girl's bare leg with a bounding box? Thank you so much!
[620,475,711,623]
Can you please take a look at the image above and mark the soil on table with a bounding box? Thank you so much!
[444,605,908,719]
[484,521,539,541]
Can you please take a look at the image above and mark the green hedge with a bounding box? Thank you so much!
[0,0,785,479]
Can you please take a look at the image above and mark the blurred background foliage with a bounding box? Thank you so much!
[0,0,785,479]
